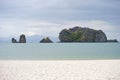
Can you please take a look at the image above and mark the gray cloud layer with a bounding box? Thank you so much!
[0,0,120,40]
[0,0,119,23]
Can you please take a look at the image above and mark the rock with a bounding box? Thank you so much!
[11,38,17,43]
[40,37,53,43]
[11,34,26,43]
[59,26,107,42]
[107,39,118,42]
[19,34,26,43]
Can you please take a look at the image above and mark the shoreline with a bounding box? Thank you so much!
[0,59,120,61]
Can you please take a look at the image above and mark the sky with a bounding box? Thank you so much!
[0,0,120,41]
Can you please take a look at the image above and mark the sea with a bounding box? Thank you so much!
[0,43,120,60]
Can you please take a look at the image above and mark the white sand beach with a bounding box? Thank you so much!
[0,60,120,80]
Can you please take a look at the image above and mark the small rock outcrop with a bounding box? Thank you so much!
[11,34,26,43]
[19,34,26,43]
[11,38,17,43]
[59,26,107,42]
[107,39,118,42]
[40,37,53,43]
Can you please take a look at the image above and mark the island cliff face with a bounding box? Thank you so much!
[59,27,107,42]
[19,34,26,43]
[11,34,26,43]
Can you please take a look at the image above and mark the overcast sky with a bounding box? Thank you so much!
[0,0,120,40]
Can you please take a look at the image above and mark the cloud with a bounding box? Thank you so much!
[0,18,62,37]
[0,0,119,24]
[0,18,119,40]
[0,0,119,40]
[64,20,114,31]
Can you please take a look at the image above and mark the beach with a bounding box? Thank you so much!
[0,60,120,80]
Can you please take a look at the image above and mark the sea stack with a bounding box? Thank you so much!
[59,26,107,42]
[19,34,26,43]
[11,38,17,43]
[11,34,26,43]
[40,37,53,43]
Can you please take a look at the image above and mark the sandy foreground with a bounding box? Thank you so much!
[0,60,120,80]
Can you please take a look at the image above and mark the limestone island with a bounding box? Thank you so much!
[11,27,118,43]
[12,34,26,43]
[59,26,118,42]
[40,37,53,43]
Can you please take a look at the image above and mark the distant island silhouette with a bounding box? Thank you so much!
[11,26,118,43]
[12,34,26,43]
[40,37,53,43]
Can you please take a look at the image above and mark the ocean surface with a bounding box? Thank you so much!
[0,43,120,60]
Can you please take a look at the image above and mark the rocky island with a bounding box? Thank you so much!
[19,34,26,43]
[107,39,118,42]
[11,34,26,43]
[40,37,53,43]
[11,38,17,43]
[59,26,112,42]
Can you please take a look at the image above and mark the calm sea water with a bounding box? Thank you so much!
[0,43,120,60]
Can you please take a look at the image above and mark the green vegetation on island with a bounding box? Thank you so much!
[59,26,107,42]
